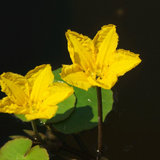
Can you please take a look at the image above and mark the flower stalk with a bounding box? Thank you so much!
[31,120,43,142]
[96,87,103,156]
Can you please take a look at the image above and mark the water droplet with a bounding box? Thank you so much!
[40,121,45,125]
[57,80,64,83]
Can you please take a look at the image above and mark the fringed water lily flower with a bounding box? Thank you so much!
[0,64,74,120]
[61,24,142,91]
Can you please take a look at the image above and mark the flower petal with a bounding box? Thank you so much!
[87,71,118,89]
[25,105,58,120]
[109,49,142,76]
[42,82,74,106]
[66,30,95,72]
[94,24,118,69]
[26,64,54,102]
[61,64,92,90]
[25,82,74,120]
[0,97,30,114]
[0,73,29,106]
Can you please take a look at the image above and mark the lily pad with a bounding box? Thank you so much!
[52,68,113,134]
[0,138,49,160]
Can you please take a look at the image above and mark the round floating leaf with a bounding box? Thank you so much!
[52,68,113,134]
[0,138,49,160]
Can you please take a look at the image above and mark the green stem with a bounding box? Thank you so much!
[31,120,43,142]
[96,87,103,157]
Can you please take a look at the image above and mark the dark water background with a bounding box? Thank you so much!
[0,1,160,159]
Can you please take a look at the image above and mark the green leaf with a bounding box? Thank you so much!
[9,135,28,140]
[51,68,113,134]
[14,114,30,122]
[0,138,49,160]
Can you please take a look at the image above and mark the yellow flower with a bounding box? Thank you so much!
[0,64,74,120]
[61,24,142,90]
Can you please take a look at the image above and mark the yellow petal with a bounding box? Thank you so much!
[0,72,29,106]
[98,73,118,89]
[66,30,95,72]
[42,82,74,106]
[94,24,118,69]
[108,49,142,76]
[25,105,58,120]
[61,63,82,75]
[87,71,118,89]
[61,64,92,90]
[26,64,54,102]
[0,97,30,114]
[26,81,74,120]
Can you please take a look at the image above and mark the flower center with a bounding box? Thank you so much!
[90,69,103,80]
[28,99,42,114]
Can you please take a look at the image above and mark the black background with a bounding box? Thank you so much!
[0,1,160,160]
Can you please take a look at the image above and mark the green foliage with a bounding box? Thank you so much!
[0,138,49,160]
